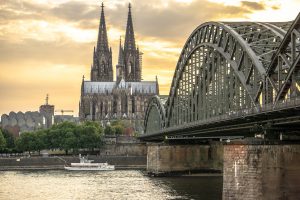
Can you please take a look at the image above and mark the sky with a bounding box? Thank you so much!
[0,0,300,117]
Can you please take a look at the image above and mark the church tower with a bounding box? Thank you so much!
[91,3,113,82]
[118,3,141,82]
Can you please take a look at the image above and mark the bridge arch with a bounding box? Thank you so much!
[144,95,166,134]
[165,21,287,127]
[142,14,300,140]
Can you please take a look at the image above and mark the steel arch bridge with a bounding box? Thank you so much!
[142,13,300,141]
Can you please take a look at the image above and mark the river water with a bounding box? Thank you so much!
[0,170,222,200]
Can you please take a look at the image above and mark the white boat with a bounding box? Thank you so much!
[64,154,115,171]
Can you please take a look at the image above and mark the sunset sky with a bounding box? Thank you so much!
[0,0,299,117]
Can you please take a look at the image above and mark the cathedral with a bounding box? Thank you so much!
[79,3,159,132]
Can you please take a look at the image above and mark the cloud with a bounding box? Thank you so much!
[0,0,269,42]
[241,1,266,10]
[271,5,280,10]
[49,1,98,21]
[0,38,93,66]
[0,0,287,115]
[107,0,257,41]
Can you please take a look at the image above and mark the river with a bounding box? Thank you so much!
[0,170,222,200]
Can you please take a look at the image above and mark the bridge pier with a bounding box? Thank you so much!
[146,142,223,176]
[146,141,300,199]
[223,143,300,200]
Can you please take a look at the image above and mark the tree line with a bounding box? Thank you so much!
[0,120,130,155]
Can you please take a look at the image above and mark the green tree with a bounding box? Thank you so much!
[110,120,125,135]
[114,125,124,135]
[47,129,61,150]
[79,124,102,150]
[34,130,47,155]
[16,132,36,155]
[104,125,115,135]
[2,129,15,150]
[83,121,103,135]
[0,129,6,150]
[14,121,106,155]
[62,131,77,155]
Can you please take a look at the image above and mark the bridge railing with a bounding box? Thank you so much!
[145,96,300,135]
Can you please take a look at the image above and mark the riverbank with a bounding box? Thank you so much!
[0,156,146,170]
[146,169,222,177]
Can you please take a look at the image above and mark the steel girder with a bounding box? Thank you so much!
[263,14,300,107]
[144,95,166,133]
[164,21,291,128]
[143,14,300,135]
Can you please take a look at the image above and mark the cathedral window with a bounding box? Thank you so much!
[100,102,103,117]
[104,101,108,115]
[92,101,96,121]
[102,61,107,74]
[113,97,118,114]
[132,97,135,113]
[128,60,133,74]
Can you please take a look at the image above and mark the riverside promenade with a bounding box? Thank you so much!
[0,155,146,170]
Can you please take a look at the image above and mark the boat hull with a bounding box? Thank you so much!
[64,166,115,171]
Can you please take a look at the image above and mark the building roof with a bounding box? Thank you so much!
[83,80,157,95]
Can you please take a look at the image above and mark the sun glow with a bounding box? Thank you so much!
[175,0,194,3]
[1,0,300,116]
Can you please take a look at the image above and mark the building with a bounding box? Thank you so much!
[0,95,79,137]
[79,3,159,133]
[39,94,54,128]
[0,95,54,136]
[54,115,79,124]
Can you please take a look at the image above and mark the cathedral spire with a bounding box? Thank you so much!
[91,2,113,82]
[96,2,109,52]
[124,3,136,51]
[116,36,124,81]
[81,75,85,95]
[118,37,124,65]
[122,3,141,82]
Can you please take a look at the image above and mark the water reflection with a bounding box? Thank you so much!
[0,171,222,200]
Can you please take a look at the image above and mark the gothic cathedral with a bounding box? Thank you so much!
[79,3,159,133]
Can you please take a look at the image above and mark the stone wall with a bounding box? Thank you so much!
[147,143,223,174]
[0,156,146,170]
[223,144,300,200]
[100,143,147,156]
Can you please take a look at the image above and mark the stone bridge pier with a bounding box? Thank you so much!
[223,144,300,200]
[146,142,223,175]
[146,142,300,199]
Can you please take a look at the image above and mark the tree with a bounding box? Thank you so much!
[114,125,124,135]
[34,130,47,155]
[79,124,103,150]
[0,129,6,150]
[16,132,36,155]
[2,129,15,150]
[13,120,106,155]
[110,120,125,135]
[62,131,77,155]
[47,129,61,150]
[104,125,115,135]
[83,121,103,135]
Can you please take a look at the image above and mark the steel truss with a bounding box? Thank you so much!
[144,95,166,133]
[144,13,300,135]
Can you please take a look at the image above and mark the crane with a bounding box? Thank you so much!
[55,109,74,116]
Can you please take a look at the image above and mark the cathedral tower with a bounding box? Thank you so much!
[91,3,113,82]
[118,3,141,82]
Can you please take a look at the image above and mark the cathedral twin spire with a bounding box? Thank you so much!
[92,3,141,82]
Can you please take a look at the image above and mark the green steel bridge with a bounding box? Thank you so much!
[141,13,300,141]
